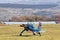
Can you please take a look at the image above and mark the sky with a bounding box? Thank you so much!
[0,0,60,4]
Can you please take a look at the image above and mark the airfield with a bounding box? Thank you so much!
[0,24,60,40]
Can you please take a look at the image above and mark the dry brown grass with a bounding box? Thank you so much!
[0,24,60,40]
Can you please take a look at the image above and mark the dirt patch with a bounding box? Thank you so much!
[0,24,4,26]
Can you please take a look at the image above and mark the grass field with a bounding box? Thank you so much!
[0,24,60,40]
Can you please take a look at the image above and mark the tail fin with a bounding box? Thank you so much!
[38,22,42,31]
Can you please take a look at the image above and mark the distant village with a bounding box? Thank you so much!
[0,7,60,22]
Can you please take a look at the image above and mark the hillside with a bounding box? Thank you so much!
[0,3,60,22]
[0,3,58,9]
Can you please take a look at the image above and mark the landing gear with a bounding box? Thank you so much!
[37,32,41,36]
[19,34,22,36]
[33,33,36,35]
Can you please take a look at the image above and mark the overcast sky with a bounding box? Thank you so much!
[0,0,59,4]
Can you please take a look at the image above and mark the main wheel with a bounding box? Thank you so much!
[20,34,22,36]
